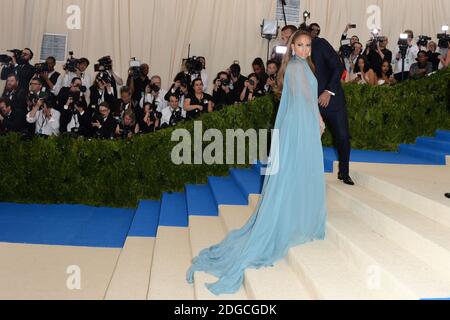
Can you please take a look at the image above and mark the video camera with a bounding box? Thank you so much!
[184,56,203,75]
[94,56,113,72]
[0,49,24,65]
[437,33,450,49]
[34,62,50,73]
[63,51,81,73]
[417,35,432,47]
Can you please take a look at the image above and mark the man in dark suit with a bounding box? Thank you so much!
[2,74,28,114]
[309,24,354,185]
[91,101,117,139]
[1,48,36,91]
[0,97,26,133]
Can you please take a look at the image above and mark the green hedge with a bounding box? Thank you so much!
[0,96,276,208]
[1,69,449,207]
[322,68,450,151]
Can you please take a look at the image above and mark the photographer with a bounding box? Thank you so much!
[212,72,234,109]
[115,110,138,139]
[127,63,150,103]
[2,74,27,114]
[57,77,85,112]
[160,94,186,129]
[184,78,214,120]
[65,99,92,137]
[228,63,247,104]
[116,86,136,121]
[39,56,60,92]
[164,72,192,108]
[139,76,168,113]
[54,57,92,96]
[197,57,209,92]
[264,60,279,94]
[251,58,269,88]
[271,25,298,65]
[341,24,360,45]
[364,36,393,77]
[343,42,363,76]
[392,30,419,81]
[91,101,117,139]
[426,41,442,71]
[98,57,123,98]
[409,50,433,80]
[0,97,27,134]
[89,72,117,112]
[138,102,160,134]
[26,95,60,137]
[240,73,264,102]
[1,48,36,90]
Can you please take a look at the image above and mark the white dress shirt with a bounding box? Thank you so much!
[53,71,92,97]
[160,106,186,127]
[392,44,419,74]
[26,108,61,136]
[139,89,169,113]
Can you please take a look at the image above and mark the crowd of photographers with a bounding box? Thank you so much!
[1,23,449,138]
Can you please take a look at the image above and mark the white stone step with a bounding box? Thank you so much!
[351,168,450,228]
[188,216,248,300]
[327,180,450,284]
[287,239,380,300]
[327,203,450,299]
[104,237,155,300]
[147,227,194,300]
[219,205,311,300]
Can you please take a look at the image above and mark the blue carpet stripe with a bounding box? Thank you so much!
[158,192,188,227]
[229,168,263,197]
[208,176,248,206]
[0,203,134,248]
[416,137,450,153]
[399,144,448,165]
[185,184,218,217]
[436,130,450,142]
[127,200,161,237]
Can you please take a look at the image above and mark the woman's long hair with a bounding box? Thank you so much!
[277,30,316,95]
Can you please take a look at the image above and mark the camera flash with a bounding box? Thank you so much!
[400,33,408,40]
[276,46,287,54]
[442,25,449,32]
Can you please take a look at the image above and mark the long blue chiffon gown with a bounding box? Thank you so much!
[186,54,327,295]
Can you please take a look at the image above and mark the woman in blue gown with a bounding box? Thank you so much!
[186,30,327,295]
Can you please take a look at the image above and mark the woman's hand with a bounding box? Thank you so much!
[319,114,326,136]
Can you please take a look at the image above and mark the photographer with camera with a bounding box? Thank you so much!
[115,110,138,139]
[26,93,60,137]
[115,86,136,122]
[89,71,117,112]
[184,78,214,120]
[1,48,36,91]
[343,42,363,76]
[160,94,186,129]
[139,76,168,113]
[164,72,192,108]
[212,72,234,109]
[2,74,28,114]
[240,73,264,102]
[127,63,151,104]
[38,56,61,92]
[94,56,122,98]
[54,56,91,97]
[183,57,208,91]
[56,77,86,111]
[341,24,360,45]
[364,35,393,77]
[91,101,117,139]
[392,30,419,81]
[138,102,160,134]
[0,97,27,134]
[426,41,442,71]
[228,63,247,104]
[251,58,269,89]
[264,60,279,94]
[64,99,92,137]
[409,50,433,79]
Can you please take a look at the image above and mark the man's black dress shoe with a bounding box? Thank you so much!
[446,193,450,199]
[338,173,355,186]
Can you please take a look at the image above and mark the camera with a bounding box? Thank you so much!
[94,56,113,72]
[169,108,183,127]
[63,51,80,73]
[248,79,256,86]
[129,57,141,80]
[34,62,50,73]
[149,83,160,93]
[437,33,450,49]
[184,56,203,75]
[417,35,432,47]
[96,71,112,84]
[0,49,24,65]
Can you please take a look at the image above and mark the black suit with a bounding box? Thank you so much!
[93,114,117,139]
[89,86,117,112]
[312,37,351,176]
[2,87,28,114]
[1,63,36,90]
[0,109,26,133]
